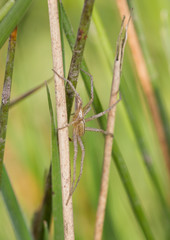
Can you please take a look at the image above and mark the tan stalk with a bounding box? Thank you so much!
[47,1,74,239]
[116,0,170,172]
[94,17,130,240]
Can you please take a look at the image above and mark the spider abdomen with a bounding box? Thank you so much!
[74,120,85,136]
[73,107,85,137]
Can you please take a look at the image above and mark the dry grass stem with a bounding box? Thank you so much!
[47,1,74,239]
[116,0,170,172]
[9,77,53,108]
[94,17,130,240]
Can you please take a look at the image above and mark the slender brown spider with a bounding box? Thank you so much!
[53,69,121,204]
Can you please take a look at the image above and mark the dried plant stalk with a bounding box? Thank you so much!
[10,77,53,108]
[94,17,130,240]
[116,0,170,172]
[47,1,74,239]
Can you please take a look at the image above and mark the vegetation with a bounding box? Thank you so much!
[0,0,170,239]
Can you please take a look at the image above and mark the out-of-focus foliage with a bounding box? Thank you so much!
[0,0,170,239]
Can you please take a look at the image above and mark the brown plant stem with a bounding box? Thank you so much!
[94,17,130,240]
[9,76,53,108]
[31,1,95,238]
[47,0,74,239]
[116,0,170,173]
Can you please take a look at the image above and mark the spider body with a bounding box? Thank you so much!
[53,69,120,204]
[52,15,130,205]
[73,107,85,137]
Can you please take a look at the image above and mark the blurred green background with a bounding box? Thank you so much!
[0,0,170,239]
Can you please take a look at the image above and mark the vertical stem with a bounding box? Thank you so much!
[65,0,95,119]
[47,1,74,239]
[94,17,129,240]
[0,27,17,186]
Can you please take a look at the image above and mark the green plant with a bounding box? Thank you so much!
[0,0,170,240]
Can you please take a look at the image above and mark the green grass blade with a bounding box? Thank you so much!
[61,4,104,126]
[127,1,170,158]
[0,0,15,22]
[0,0,32,48]
[1,166,33,240]
[43,221,49,240]
[112,143,155,240]
[92,7,113,69]
[61,5,155,239]
[0,19,36,240]
[46,85,64,240]
[122,83,170,214]
[65,0,95,119]
[32,167,52,240]
[93,6,169,216]
[0,28,17,185]
[155,89,170,155]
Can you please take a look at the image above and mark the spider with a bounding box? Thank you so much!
[53,69,121,204]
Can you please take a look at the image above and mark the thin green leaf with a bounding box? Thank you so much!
[112,143,155,240]
[127,1,170,159]
[155,89,170,156]
[43,221,49,240]
[0,0,15,22]
[92,7,113,69]
[65,0,95,119]
[32,167,52,240]
[46,84,64,240]
[0,28,17,185]
[61,4,104,126]
[1,165,33,240]
[0,0,32,48]
[93,6,170,220]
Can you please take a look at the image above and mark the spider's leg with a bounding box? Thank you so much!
[57,122,73,131]
[80,69,94,115]
[71,133,78,193]
[66,132,78,205]
[85,127,113,137]
[72,136,85,196]
[84,106,91,116]
[52,69,83,106]
[85,92,121,123]
[57,117,82,131]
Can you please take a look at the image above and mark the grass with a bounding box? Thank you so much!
[0,0,170,239]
